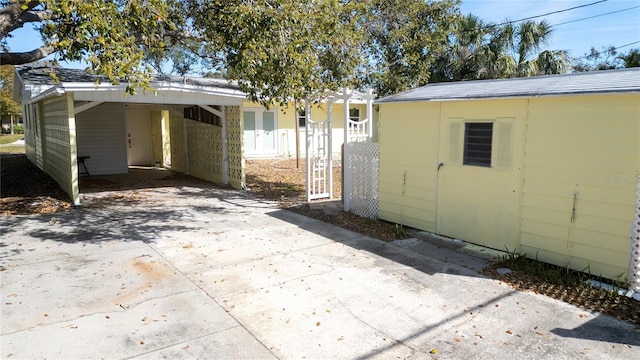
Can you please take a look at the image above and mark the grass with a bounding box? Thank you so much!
[0,134,23,145]
[481,248,640,326]
[496,248,628,289]
[0,134,24,153]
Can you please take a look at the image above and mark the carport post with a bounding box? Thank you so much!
[221,106,229,184]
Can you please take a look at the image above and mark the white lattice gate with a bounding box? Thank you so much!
[343,89,378,218]
[305,100,333,201]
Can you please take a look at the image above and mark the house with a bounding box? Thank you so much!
[242,91,376,159]
[14,66,247,205]
[375,68,640,281]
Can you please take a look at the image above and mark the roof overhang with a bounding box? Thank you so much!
[28,80,246,106]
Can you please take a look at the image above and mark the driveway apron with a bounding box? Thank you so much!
[1,185,638,359]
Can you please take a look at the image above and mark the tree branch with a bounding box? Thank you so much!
[7,10,48,33]
[0,45,54,65]
[0,1,41,39]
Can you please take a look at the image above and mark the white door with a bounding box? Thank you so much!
[125,108,153,166]
[244,109,277,156]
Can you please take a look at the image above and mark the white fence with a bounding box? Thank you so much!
[344,142,379,219]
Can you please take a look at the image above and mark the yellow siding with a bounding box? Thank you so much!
[40,94,79,205]
[378,102,440,231]
[169,112,186,173]
[521,94,639,279]
[436,100,526,251]
[379,93,638,281]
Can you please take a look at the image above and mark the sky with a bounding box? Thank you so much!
[4,0,640,69]
[459,0,640,58]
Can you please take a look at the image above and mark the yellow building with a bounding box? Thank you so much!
[376,68,640,281]
[242,92,374,159]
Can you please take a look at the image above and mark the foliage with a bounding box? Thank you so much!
[0,65,22,116]
[2,0,462,102]
[430,16,570,82]
[573,46,640,72]
[361,0,460,96]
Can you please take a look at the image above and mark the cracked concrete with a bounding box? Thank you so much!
[1,181,639,359]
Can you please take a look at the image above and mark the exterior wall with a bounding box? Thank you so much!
[40,94,79,205]
[75,103,128,175]
[22,102,38,164]
[169,109,187,173]
[378,93,639,281]
[521,94,639,280]
[242,101,372,158]
[186,118,224,184]
[378,101,440,231]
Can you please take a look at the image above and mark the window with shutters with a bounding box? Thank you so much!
[463,122,493,167]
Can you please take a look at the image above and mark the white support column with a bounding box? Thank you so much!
[364,89,376,139]
[342,88,352,212]
[327,97,335,199]
[221,106,229,184]
[305,100,311,203]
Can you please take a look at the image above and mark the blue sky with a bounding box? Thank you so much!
[5,0,640,69]
[459,0,640,57]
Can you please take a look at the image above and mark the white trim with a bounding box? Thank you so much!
[74,101,103,115]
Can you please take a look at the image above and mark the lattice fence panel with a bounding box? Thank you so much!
[186,120,223,183]
[629,176,640,293]
[345,142,379,219]
[226,106,245,190]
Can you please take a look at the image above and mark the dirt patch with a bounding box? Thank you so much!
[246,158,407,241]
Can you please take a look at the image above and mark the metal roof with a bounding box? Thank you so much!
[14,66,246,105]
[376,67,640,103]
[16,66,240,90]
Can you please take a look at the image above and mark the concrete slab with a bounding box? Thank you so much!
[2,183,638,359]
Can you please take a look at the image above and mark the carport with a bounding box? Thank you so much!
[14,66,247,205]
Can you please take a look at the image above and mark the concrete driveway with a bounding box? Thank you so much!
[1,180,638,359]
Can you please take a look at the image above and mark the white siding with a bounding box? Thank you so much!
[76,103,128,175]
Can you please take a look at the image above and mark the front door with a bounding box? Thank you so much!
[244,109,277,156]
[436,117,521,251]
[125,107,153,166]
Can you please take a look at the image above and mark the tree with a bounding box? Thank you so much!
[360,0,460,96]
[1,0,177,92]
[431,17,569,82]
[0,65,21,115]
[1,1,460,102]
[571,46,640,71]
[618,48,640,68]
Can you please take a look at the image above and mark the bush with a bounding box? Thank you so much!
[1,124,24,134]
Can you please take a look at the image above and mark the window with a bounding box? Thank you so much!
[349,108,360,122]
[298,109,306,128]
[463,122,493,167]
